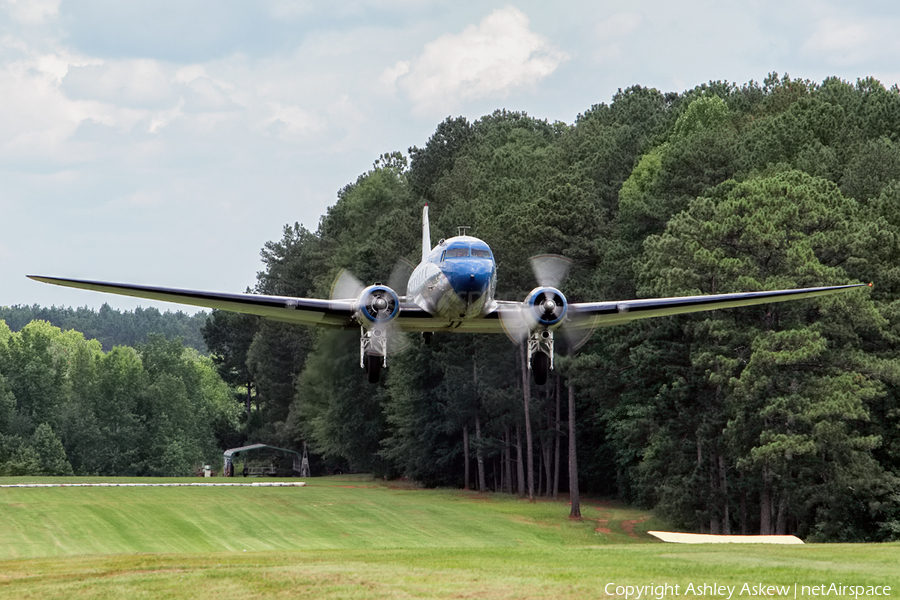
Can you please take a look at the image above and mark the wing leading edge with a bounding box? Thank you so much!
[26,276,366,329]
[566,284,870,330]
[27,276,868,334]
[483,283,868,337]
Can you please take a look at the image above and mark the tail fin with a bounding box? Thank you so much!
[421,205,432,262]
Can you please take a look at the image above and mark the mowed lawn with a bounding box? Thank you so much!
[0,475,655,557]
[0,475,897,599]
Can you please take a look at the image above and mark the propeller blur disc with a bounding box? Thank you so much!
[387,257,415,297]
[530,255,572,289]
[330,269,364,301]
[498,302,529,344]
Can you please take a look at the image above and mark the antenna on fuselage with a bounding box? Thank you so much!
[457,226,471,237]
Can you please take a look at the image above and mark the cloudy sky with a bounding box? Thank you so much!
[2,0,899,313]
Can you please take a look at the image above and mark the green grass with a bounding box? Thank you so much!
[0,475,897,599]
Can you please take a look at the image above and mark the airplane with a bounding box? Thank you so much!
[29,205,869,385]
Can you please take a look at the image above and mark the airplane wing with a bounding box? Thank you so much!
[27,276,868,335]
[26,276,367,329]
[479,283,869,338]
[565,283,870,329]
[391,283,870,335]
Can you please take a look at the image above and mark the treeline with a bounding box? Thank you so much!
[0,320,239,476]
[0,304,209,353]
[207,73,900,541]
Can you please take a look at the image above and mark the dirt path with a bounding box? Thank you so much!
[620,516,650,539]
[581,501,650,539]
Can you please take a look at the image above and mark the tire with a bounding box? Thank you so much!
[365,354,382,383]
[531,351,549,386]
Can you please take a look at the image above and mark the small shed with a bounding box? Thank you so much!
[223,444,307,477]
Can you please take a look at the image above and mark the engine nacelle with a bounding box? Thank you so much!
[355,285,400,328]
[524,286,567,329]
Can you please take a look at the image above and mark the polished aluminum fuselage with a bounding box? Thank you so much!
[407,235,498,323]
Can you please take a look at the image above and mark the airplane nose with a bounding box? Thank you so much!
[444,260,492,303]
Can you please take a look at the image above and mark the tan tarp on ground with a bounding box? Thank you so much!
[648,531,804,544]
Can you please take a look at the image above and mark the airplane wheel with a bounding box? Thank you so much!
[531,352,549,386]
[422,332,433,345]
[365,354,382,384]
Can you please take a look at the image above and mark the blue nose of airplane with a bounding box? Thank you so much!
[443,258,493,304]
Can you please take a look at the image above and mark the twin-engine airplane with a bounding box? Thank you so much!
[30,206,868,385]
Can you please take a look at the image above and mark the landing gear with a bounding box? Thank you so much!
[360,326,387,384]
[364,354,382,383]
[527,329,554,386]
[422,332,433,345]
[531,351,550,386]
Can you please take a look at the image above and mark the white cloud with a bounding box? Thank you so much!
[0,47,104,160]
[148,100,185,133]
[262,102,324,138]
[380,60,411,94]
[4,0,59,25]
[387,5,568,114]
[62,60,178,109]
[180,76,237,112]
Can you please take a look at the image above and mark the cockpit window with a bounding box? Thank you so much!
[445,247,469,258]
[442,245,492,260]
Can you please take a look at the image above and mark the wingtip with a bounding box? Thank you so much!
[27,275,71,286]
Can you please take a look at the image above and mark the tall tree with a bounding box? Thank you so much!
[202,310,259,420]
[636,169,896,538]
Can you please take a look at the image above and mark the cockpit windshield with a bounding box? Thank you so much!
[442,244,493,260]
[445,247,469,258]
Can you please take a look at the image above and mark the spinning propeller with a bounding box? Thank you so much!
[530,254,572,290]
[498,254,594,352]
[330,266,411,355]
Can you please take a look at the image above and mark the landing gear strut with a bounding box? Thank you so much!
[527,329,554,386]
[360,326,387,383]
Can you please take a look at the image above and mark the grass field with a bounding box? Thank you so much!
[0,475,897,599]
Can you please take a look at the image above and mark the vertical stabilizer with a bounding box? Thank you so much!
[422,205,432,262]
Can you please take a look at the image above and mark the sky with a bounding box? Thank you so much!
[2,0,899,314]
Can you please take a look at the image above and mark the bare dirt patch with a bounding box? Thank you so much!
[592,519,612,535]
[621,517,650,539]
